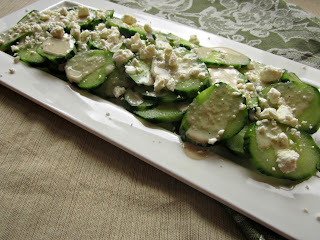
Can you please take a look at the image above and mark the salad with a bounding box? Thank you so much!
[1,5,319,182]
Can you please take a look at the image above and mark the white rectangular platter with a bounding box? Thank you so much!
[1,1,320,239]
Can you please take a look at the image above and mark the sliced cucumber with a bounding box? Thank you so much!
[91,66,133,98]
[133,85,186,103]
[37,35,76,64]
[261,81,320,133]
[244,120,320,180]
[17,47,46,66]
[123,89,156,111]
[225,125,248,155]
[208,67,258,109]
[0,32,31,52]
[152,47,210,98]
[65,7,97,31]
[18,10,41,24]
[193,47,250,68]
[167,33,199,50]
[281,70,302,82]
[180,82,248,146]
[107,18,148,39]
[125,58,153,86]
[134,102,185,123]
[65,49,115,89]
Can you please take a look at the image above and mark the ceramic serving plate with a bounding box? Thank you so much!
[1,1,320,239]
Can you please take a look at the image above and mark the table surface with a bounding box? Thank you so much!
[0,1,319,240]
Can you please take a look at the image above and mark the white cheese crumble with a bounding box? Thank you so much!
[122,14,137,25]
[112,49,134,66]
[276,149,299,174]
[113,86,126,98]
[78,6,90,18]
[189,35,200,46]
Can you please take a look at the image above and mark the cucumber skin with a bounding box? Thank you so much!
[261,81,320,134]
[244,122,320,181]
[179,83,248,147]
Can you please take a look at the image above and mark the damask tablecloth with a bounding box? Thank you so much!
[108,0,320,239]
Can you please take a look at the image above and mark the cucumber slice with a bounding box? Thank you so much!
[65,7,97,31]
[180,82,248,146]
[125,58,153,86]
[18,10,41,24]
[65,49,115,89]
[134,103,185,123]
[244,120,320,180]
[0,32,31,52]
[37,35,76,64]
[133,85,186,103]
[167,33,199,50]
[281,70,302,82]
[208,67,258,109]
[225,125,248,155]
[123,89,156,111]
[17,47,46,66]
[107,18,148,39]
[91,66,133,98]
[261,81,320,133]
[193,47,250,68]
[152,47,210,98]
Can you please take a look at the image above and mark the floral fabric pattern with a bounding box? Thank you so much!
[110,0,320,69]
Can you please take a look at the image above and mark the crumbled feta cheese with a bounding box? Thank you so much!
[208,138,218,145]
[113,49,134,66]
[50,26,65,38]
[260,65,283,83]
[144,24,152,33]
[239,103,246,110]
[267,87,281,105]
[11,45,20,52]
[122,14,137,25]
[113,86,126,98]
[258,107,277,119]
[60,7,68,16]
[78,6,90,18]
[125,33,146,53]
[276,105,298,127]
[9,68,15,74]
[189,35,200,46]
[139,44,157,61]
[276,149,299,173]
[14,56,20,63]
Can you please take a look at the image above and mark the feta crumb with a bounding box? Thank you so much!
[113,86,126,98]
[78,6,90,18]
[276,105,298,127]
[189,35,200,45]
[208,138,217,145]
[11,45,20,52]
[218,129,225,136]
[50,26,65,38]
[122,14,137,25]
[260,65,283,83]
[14,56,20,63]
[267,87,281,105]
[113,49,134,66]
[144,24,152,33]
[60,7,68,16]
[303,208,309,213]
[276,149,299,173]
[9,68,15,74]
[239,103,246,110]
